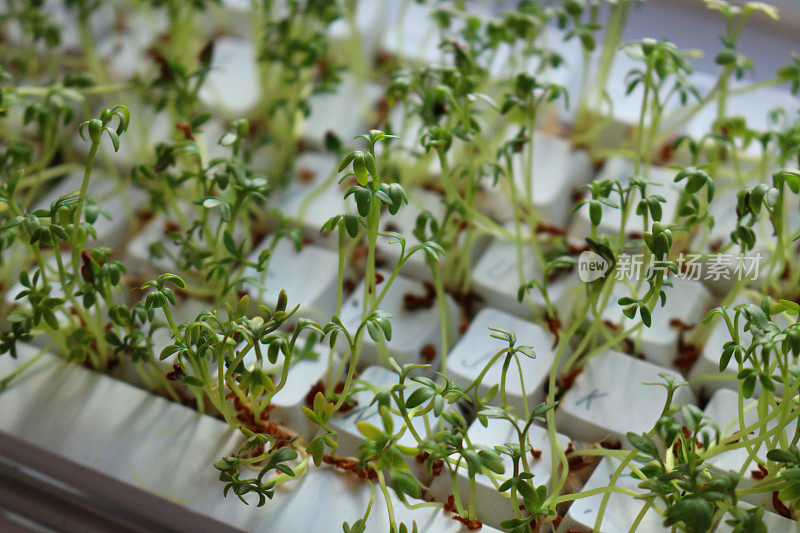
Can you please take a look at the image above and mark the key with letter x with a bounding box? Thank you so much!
[557,350,695,446]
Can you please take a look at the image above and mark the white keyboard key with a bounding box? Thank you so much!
[602,277,711,367]
[329,366,419,458]
[380,1,446,65]
[93,103,171,167]
[126,214,183,275]
[690,297,791,397]
[480,131,591,227]
[429,416,571,529]
[198,36,259,116]
[688,186,769,296]
[580,49,683,149]
[472,225,576,317]
[340,272,458,368]
[235,341,338,440]
[377,188,487,280]
[278,152,354,247]
[377,187,445,279]
[703,388,798,511]
[242,238,339,324]
[686,72,800,160]
[446,308,557,416]
[557,457,663,533]
[571,157,680,239]
[34,173,146,248]
[96,10,158,80]
[558,350,695,446]
[714,502,798,532]
[304,77,383,147]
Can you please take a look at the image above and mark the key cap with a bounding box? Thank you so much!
[198,36,259,116]
[472,225,577,318]
[557,350,695,446]
[328,366,421,459]
[688,187,768,296]
[339,272,459,368]
[376,187,446,280]
[689,296,791,397]
[703,388,798,511]
[428,416,571,529]
[377,187,487,280]
[479,131,591,227]
[126,214,184,275]
[570,156,681,239]
[602,277,711,367]
[304,77,383,148]
[278,152,354,248]
[379,1,447,65]
[34,173,147,248]
[446,308,558,416]
[713,502,798,532]
[233,339,340,440]
[557,457,664,533]
[242,238,339,325]
[127,205,247,277]
[686,72,800,160]
[96,10,156,81]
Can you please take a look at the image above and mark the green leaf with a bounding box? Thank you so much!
[627,432,659,459]
[357,421,384,441]
[389,469,420,499]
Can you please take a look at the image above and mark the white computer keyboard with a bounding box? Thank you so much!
[1,0,800,532]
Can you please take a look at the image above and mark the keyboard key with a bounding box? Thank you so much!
[377,187,444,280]
[379,1,446,65]
[557,350,695,446]
[33,173,147,248]
[713,502,798,532]
[340,272,459,368]
[557,457,663,533]
[198,37,258,115]
[446,308,557,416]
[689,297,791,397]
[428,416,571,529]
[242,238,339,324]
[278,152,354,247]
[703,388,798,511]
[329,366,420,459]
[602,277,711,367]
[571,157,680,239]
[377,187,487,280]
[686,72,800,159]
[126,214,183,275]
[479,131,591,227]
[472,225,577,318]
[304,77,383,147]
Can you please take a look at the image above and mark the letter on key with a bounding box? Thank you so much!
[447,308,557,415]
[557,350,695,446]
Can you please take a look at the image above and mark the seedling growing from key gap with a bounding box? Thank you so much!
[3,1,800,531]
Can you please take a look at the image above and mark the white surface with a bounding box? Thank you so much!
[243,238,339,324]
[703,388,798,510]
[446,307,557,416]
[481,131,592,227]
[199,37,259,116]
[602,277,711,367]
[571,157,681,239]
[278,152,354,246]
[340,272,459,368]
[429,416,571,529]
[557,457,663,533]
[0,345,495,533]
[558,350,695,445]
[472,224,576,317]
